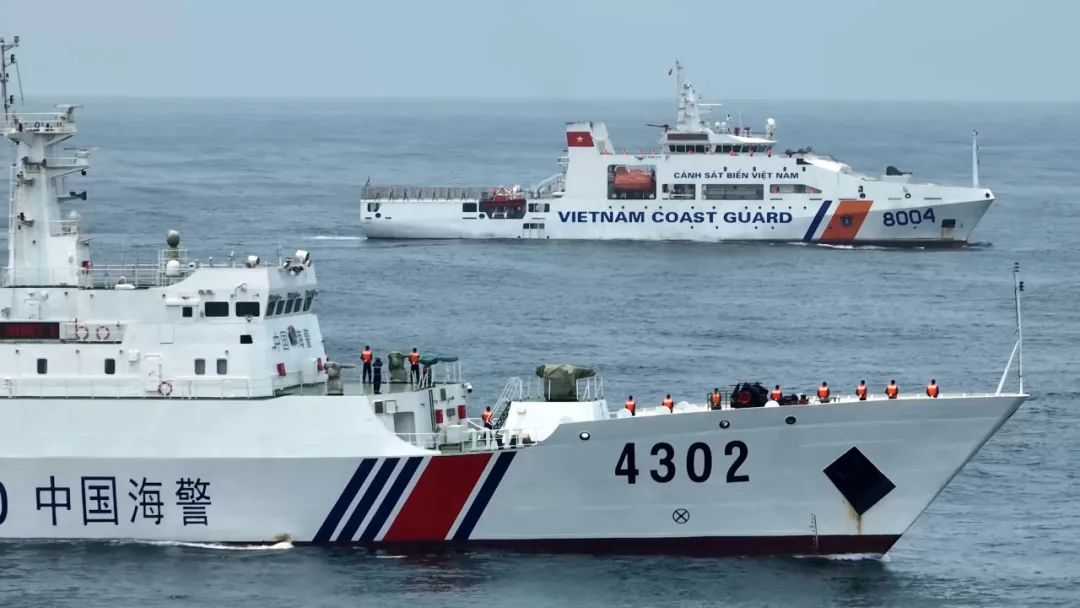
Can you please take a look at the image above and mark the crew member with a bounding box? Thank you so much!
[360,345,373,384]
[817,381,831,403]
[886,379,899,399]
[408,348,421,384]
[709,388,722,410]
[770,385,783,402]
[625,395,636,416]
[926,379,939,398]
[856,380,868,401]
[372,357,383,395]
[662,394,674,412]
[481,406,494,429]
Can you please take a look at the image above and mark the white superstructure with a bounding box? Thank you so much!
[0,40,1028,556]
[361,63,993,246]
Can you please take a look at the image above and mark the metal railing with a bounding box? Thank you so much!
[395,432,438,450]
[361,180,566,202]
[1,112,76,134]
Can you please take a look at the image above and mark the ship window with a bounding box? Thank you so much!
[265,297,277,317]
[182,306,193,318]
[235,302,260,318]
[205,302,229,317]
[769,184,822,194]
[284,299,296,314]
[462,202,477,213]
[703,184,764,200]
[194,358,206,375]
[239,334,253,344]
[275,299,285,315]
[663,183,696,200]
[668,145,676,152]
[36,358,47,374]
[303,294,313,311]
[216,359,227,375]
[104,358,116,375]
[695,145,707,153]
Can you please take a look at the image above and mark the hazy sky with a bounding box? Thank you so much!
[2,0,1077,100]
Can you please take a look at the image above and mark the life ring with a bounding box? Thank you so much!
[157,381,173,397]
[74,324,89,341]
[95,325,110,341]
[737,390,752,405]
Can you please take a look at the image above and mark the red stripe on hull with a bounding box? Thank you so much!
[381,453,492,542]
[301,534,901,556]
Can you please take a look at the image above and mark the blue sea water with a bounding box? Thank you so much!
[1,97,1078,606]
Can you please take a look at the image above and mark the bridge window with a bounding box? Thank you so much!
[770,184,822,194]
[36,358,47,374]
[703,184,764,200]
[284,299,296,314]
[303,293,314,311]
[661,183,697,200]
[235,301,260,318]
[275,299,286,316]
[462,202,477,213]
[216,359,228,375]
[205,302,229,317]
[104,358,116,375]
[265,297,278,317]
[194,358,206,375]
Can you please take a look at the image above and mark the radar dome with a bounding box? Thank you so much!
[166,230,180,248]
[165,259,181,277]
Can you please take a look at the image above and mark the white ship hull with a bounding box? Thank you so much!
[361,194,991,246]
[0,392,1024,555]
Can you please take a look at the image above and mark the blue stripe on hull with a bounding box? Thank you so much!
[359,456,423,541]
[312,459,376,543]
[453,452,516,541]
[803,200,832,242]
[335,458,398,543]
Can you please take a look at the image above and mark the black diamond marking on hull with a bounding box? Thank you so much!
[823,447,896,516]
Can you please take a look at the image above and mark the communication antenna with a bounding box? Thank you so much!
[971,130,980,188]
[1,35,20,121]
[995,262,1025,395]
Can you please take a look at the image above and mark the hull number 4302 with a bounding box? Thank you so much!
[615,441,749,484]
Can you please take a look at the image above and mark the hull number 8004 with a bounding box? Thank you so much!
[615,441,749,484]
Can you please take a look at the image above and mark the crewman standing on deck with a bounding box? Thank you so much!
[481,406,494,429]
[856,380,868,401]
[408,348,421,384]
[372,357,383,395]
[360,345,373,384]
[625,395,636,416]
[926,379,939,398]
[770,385,783,401]
[886,380,899,399]
[662,394,674,412]
[817,382,831,403]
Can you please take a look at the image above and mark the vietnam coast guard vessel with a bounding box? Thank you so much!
[0,39,1027,555]
[361,62,992,246]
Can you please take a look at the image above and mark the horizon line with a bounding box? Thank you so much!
[13,93,1080,104]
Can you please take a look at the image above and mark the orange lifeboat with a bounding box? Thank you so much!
[612,168,655,192]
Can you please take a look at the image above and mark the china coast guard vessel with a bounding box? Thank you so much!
[0,39,1028,555]
[361,63,992,246]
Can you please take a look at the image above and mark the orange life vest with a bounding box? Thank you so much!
[926,383,939,398]
[361,349,372,363]
[856,385,867,399]
[710,392,721,406]
[770,388,782,401]
[886,383,899,398]
[481,410,493,423]
[662,397,674,411]
[817,386,830,399]
[409,352,420,365]
[625,400,636,413]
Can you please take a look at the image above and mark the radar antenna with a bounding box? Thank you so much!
[646,123,671,132]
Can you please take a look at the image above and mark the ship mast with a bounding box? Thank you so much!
[1,36,17,122]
